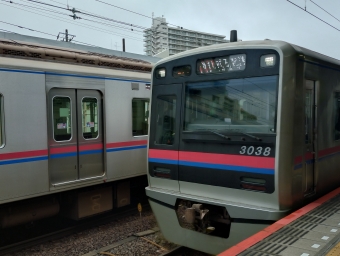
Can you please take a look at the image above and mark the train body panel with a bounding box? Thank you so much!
[146,39,340,254]
[0,44,151,207]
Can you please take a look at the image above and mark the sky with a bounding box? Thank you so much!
[1,0,340,59]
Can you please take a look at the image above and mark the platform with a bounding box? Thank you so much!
[219,187,340,256]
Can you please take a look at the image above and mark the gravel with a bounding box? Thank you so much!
[4,208,208,256]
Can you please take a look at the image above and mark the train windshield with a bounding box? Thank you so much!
[184,75,278,134]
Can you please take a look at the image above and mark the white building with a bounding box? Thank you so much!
[144,17,228,57]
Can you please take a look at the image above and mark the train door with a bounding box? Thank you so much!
[304,80,317,195]
[148,84,182,191]
[48,88,104,185]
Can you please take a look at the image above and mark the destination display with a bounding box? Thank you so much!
[197,54,246,74]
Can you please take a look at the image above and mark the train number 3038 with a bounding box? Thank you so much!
[239,146,271,156]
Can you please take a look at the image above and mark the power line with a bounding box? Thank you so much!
[285,0,340,32]
[25,0,148,30]
[0,2,144,41]
[0,19,103,47]
[310,0,340,24]
[18,0,144,33]
[94,0,181,28]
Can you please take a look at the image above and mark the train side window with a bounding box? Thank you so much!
[132,98,150,136]
[334,92,340,140]
[154,95,176,145]
[82,98,98,139]
[53,97,72,141]
[0,95,4,147]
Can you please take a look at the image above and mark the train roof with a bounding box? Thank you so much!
[0,33,156,73]
[155,40,340,68]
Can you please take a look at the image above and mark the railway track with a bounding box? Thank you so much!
[0,203,150,256]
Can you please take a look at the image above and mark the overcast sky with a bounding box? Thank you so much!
[1,0,340,59]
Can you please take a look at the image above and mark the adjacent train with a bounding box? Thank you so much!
[0,39,152,228]
[146,31,340,254]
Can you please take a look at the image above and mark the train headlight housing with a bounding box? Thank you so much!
[155,68,166,78]
[261,54,276,67]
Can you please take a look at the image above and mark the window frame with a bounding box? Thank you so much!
[132,98,150,137]
[52,95,72,142]
[0,94,5,148]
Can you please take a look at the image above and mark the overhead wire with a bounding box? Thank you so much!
[285,0,340,32]
[94,0,181,28]
[5,0,144,34]
[0,1,144,41]
[309,0,340,24]
[0,19,106,47]
[25,0,148,30]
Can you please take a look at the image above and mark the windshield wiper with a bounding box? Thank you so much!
[210,130,231,140]
[239,132,262,141]
[188,130,231,140]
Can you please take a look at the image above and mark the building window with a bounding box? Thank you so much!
[0,95,4,147]
[132,98,150,136]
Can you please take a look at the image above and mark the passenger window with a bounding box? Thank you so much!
[0,95,4,147]
[132,98,150,136]
[155,95,176,145]
[82,98,98,139]
[334,92,340,140]
[53,97,71,141]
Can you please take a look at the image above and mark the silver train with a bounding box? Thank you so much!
[0,39,152,228]
[146,32,340,254]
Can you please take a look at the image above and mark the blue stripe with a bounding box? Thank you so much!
[294,163,303,170]
[149,158,178,165]
[0,156,48,165]
[0,68,149,84]
[148,158,274,175]
[107,145,147,152]
[50,152,77,159]
[79,149,103,155]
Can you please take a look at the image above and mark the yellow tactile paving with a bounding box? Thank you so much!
[326,241,340,256]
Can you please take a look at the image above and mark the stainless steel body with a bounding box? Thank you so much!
[0,55,150,204]
[146,40,340,254]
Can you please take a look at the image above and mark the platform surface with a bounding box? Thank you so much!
[219,187,340,256]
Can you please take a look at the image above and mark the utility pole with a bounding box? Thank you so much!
[57,29,75,42]
[122,38,125,52]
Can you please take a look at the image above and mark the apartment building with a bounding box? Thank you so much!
[144,17,228,56]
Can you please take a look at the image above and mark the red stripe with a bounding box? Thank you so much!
[148,149,178,160]
[319,145,340,158]
[305,152,314,161]
[0,149,48,160]
[294,155,302,165]
[107,140,147,148]
[179,151,275,169]
[79,143,103,151]
[50,146,77,154]
[218,187,340,256]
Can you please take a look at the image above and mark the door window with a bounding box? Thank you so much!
[53,96,72,141]
[82,97,98,139]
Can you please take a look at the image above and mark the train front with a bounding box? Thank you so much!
[146,41,291,254]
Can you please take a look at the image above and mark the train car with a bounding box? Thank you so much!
[146,31,340,254]
[0,39,152,228]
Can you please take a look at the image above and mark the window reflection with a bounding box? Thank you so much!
[184,76,278,134]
